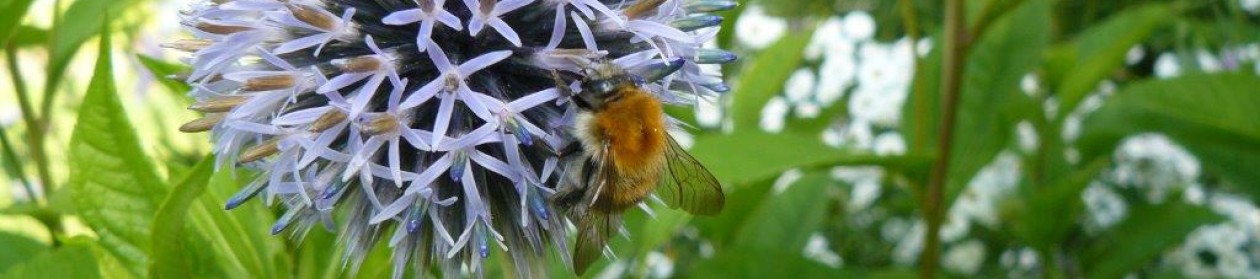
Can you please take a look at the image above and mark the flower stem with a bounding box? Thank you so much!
[920,0,969,277]
[6,45,53,204]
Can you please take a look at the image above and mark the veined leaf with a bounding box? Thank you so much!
[150,156,237,279]
[186,170,290,279]
[1080,74,1260,198]
[68,27,164,278]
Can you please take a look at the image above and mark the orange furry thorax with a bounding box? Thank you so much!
[583,86,667,212]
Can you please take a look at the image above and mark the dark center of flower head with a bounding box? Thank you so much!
[173,0,736,277]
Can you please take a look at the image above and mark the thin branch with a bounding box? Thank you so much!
[0,126,37,204]
[920,0,969,277]
[6,46,52,203]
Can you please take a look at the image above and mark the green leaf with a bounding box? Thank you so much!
[902,34,943,156]
[1055,3,1176,115]
[0,0,35,46]
[730,30,814,131]
[1010,158,1110,250]
[1081,202,1222,279]
[135,55,192,102]
[187,169,290,279]
[944,0,1049,203]
[68,27,165,278]
[1,239,101,279]
[150,156,237,279]
[1080,74,1260,198]
[45,0,141,108]
[0,231,49,274]
[728,173,836,251]
[690,247,842,278]
[7,25,48,48]
[690,131,914,187]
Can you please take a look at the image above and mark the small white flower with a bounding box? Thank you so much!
[816,52,856,105]
[943,240,986,275]
[1083,182,1127,229]
[734,5,786,49]
[803,233,843,268]
[760,96,790,132]
[1155,52,1182,78]
[841,11,876,41]
[784,68,816,103]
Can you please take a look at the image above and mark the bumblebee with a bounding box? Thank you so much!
[551,60,725,274]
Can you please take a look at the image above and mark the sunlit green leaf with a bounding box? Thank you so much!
[1080,73,1260,198]
[150,156,237,279]
[68,27,163,278]
[6,25,46,48]
[186,169,290,279]
[136,55,192,103]
[0,238,101,279]
[1081,202,1222,279]
[0,231,49,274]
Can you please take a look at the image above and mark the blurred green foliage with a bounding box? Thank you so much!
[2,0,1260,278]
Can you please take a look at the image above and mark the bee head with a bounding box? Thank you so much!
[574,62,637,111]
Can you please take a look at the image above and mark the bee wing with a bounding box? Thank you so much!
[657,135,725,215]
[573,212,619,275]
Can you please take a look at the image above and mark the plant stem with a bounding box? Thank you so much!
[6,46,53,204]
[0,126,37,204]
[920,0,969,277]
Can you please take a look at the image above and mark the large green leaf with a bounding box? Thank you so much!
[730,31,814,131]
[0,231,49,274]
[0,0,35,45]
[150,156,237,279]
[0,239,101,279]
[68,28,164,278]
[943,0,1049,203]
[1080,74,1260,197]
[690,247,841,278]
[728,173,836,251]
[1081,202,1222,279]
[689,174,842,277]
[690,131,916,187]
[188,169,290,279]
[1055,3,1176,115]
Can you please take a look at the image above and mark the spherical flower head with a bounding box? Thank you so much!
[171,0,736,277]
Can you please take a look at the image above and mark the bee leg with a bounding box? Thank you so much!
[550,159,592,210]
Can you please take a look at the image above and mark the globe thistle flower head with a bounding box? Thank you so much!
[172,0,736,277]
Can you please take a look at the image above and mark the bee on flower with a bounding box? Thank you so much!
[171,0,736,277]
